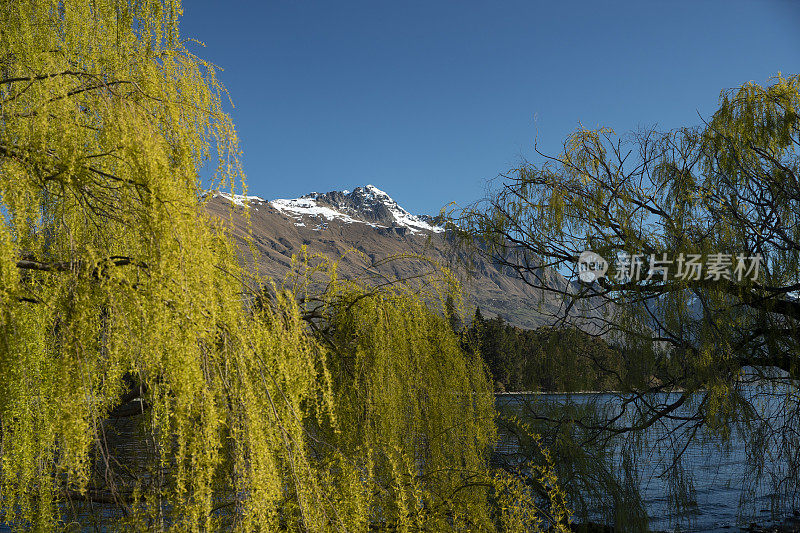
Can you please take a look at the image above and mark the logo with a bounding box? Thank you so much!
[578,250,609,283]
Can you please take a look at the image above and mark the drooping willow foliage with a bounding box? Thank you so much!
[456,74,800,528]
[0,0,244,527]
[0,1,571,530]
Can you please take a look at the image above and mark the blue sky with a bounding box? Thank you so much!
[181,1,799,216]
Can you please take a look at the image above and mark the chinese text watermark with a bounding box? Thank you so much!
[577,252,762,283]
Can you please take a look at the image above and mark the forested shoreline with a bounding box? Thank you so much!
[454,306,626,393]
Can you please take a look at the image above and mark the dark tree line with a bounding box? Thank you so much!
[454,305,627,393]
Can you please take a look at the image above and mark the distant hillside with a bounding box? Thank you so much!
[205,185,606,331]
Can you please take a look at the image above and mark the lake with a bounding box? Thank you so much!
[495,387,800,532]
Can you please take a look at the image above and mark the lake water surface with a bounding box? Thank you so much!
[495,388,800,532]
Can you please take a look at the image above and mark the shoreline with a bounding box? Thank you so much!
[495,390,622,395]
[494,389,700,396]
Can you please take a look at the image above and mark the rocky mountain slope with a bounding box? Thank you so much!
[205,185,601,331]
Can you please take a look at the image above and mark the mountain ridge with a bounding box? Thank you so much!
[205,185,604,331]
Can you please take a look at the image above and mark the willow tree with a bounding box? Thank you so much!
[0,0,253,527]
[457,75,800,525]
[0,1,570,530]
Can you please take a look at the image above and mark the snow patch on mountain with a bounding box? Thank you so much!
[212,191,265,207]
[358,185,444,234]
[271,197,364,226]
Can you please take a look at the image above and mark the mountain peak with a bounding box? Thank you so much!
[269,185,444,234]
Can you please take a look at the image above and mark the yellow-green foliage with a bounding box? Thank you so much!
[492,431,571,533]
[0,0,244,528]
[317,278,497,530]
[0,1,570,531]
[281,256,573,532]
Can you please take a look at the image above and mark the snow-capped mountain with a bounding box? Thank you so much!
[204,185,604,332]
[210,185,444,234]
[271,185,444,234]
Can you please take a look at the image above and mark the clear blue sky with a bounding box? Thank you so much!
[180,1,799,216]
